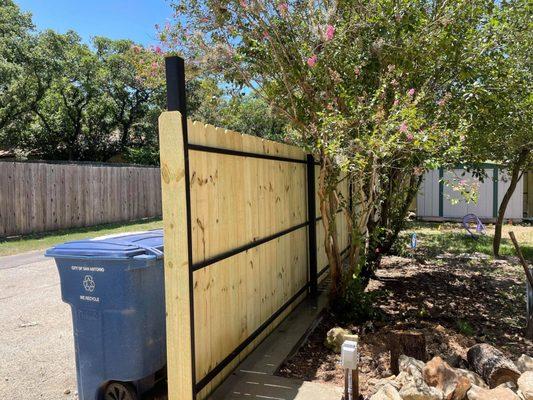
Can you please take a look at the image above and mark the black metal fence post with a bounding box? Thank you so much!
[164,55,197,398]
[307,154,318,297]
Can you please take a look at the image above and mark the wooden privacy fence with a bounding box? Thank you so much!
[160,56,350,400]
[0,161,162,237]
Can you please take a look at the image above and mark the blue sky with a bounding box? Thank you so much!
[15,0,174,46]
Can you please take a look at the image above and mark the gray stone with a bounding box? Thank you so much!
[370,383,403,400]
[396,360,443,400]
[455,368,488,389]
[518,371,533,400]
[517,355,533,373]
[399,354,426,374]
[400,380,444,400]
[467,385,519,400]
[368,376,401,392]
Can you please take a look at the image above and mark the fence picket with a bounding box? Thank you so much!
[0,161,162,237]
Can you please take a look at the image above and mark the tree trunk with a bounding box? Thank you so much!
[317,163,342,300]
[493,149,529,257]
[466,344,521,388]
[389,330,427,375]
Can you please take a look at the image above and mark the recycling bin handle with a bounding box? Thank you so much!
[65,240,164,259]
[127,243,164,259]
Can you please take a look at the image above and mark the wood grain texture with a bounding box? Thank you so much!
[159,111,195,400]
[0,161,161,237]
[161,116,351,399]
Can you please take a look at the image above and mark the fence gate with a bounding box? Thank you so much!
[159,56,350,400]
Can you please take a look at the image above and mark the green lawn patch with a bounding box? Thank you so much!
[0,218,163,257]
[401,221,533,261]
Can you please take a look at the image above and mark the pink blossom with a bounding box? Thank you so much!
[132,45,141,54]
[151,62,158,70]
[375,247,380,254]
[406,133,414,141]
[325,25,335,41]
[354,67,361,76]
[408,88,416,97]
[393,99,399,106]
[460,135,465,141]
[154,46,162,55]
[460,179,467,185]
[278,3,288,15]
[240,0,248,8]
[262,30,270,39]
[307,54,317,67]
[399,121,408,133]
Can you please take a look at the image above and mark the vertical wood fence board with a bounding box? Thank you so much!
[0,161,162,237]
[159,111,195,400]
[161,114,351,399]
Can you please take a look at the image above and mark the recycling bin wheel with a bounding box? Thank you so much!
[103,382,138,400]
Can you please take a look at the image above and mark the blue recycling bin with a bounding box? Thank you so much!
[45,230,166,400]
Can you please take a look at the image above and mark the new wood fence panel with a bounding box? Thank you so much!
[160,111,352,400]
[0,161,162,237]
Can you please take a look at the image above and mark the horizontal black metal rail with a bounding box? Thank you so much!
[195,242,352,393]
[192,209,346,272]
[192,221,309,271]
[195,281,310,392]
[188,143,307,164]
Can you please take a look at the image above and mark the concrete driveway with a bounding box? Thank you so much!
[0,251,77,400]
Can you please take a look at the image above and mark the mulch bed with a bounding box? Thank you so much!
[276,253,532,398]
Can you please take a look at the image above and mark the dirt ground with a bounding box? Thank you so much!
[277,235,532,398]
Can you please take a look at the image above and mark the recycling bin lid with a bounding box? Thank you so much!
[45,229,164,260]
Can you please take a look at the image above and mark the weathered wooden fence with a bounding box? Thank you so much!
[0,161,162,237]
[160,57,350,400]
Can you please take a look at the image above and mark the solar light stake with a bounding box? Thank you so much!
[341,338,359,400]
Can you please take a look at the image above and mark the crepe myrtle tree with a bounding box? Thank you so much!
[158,0,489,300]
[459,0,532,257]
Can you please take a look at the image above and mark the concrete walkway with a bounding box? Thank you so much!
[209,287,343,400]
[0,251,77,400]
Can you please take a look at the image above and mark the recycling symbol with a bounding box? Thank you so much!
[83,275,96,292]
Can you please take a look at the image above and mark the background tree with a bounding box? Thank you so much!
[459,0,532,257]
[0,0,42,142]
[162,0,489,300]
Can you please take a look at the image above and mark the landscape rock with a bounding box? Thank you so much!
[399,379,444,400]
[399,354,426,374]
[517,355,533,373]
[518,371,533,400]
[455,369,488,389]
[370,383,403,400]
[466,385,519,400]
[423,357,471,400]
[324,327,353,353]
[396,360,444,400]
[368,376,401,392]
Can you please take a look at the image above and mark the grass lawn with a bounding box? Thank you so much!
[401,221,533,261]
[0,218,163,257]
